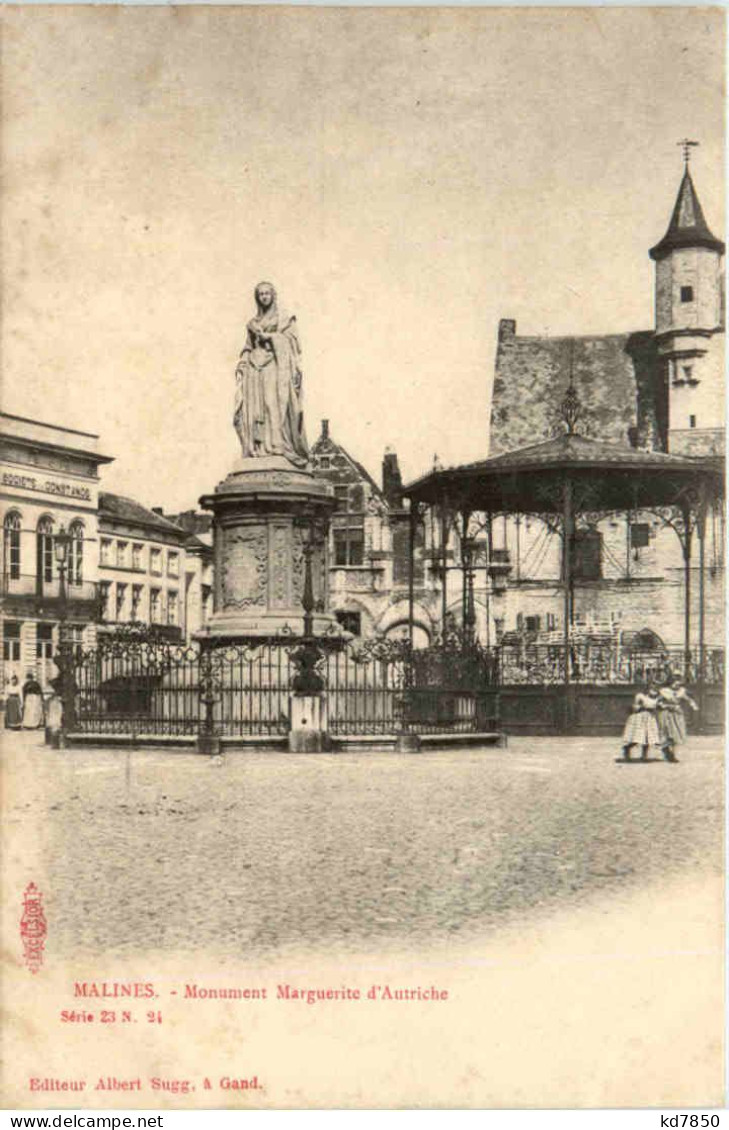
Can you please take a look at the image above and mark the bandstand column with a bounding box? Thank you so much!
[460,509,471,641]
[562,475,575,731]
[407,503,417,649]
[697,481,709,720]
[680,502,693,681]
[440,504,449,640]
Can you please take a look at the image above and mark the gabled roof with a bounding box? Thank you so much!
[99,492,188,540]
[311,427,384,499]
[649,169,725,260]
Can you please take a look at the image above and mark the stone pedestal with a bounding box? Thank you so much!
[199,457,343,641]
[288,694,330,753]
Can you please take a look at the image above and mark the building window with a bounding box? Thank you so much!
[100,539,112,566]
[525,615,541,633]
[167,552,179,578]
[630,523,650,549]
[150,588,161,623]
[167,589,178,625]
[680,285,694,303]
[68,624,85,660]
[3,511,21,580]
[116,541,129,568]
[319,457,331,469]
[571,529,602,581]
[3,621,21,662]
[132,543,144,571]
[37,516,54,585]
[69,521,84,584]
[682,365,693,383]
[335,610,361,636]
[36,622,53,657]
[689,415,697,429]
[333,528,364,566]
[150,549,162,575]
[36,623,54,684]
[131,584,143,621]
[116,583,127,621]
[546,613,557,631]
[99,581,111,621]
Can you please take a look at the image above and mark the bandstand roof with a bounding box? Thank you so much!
[404,433,724,515]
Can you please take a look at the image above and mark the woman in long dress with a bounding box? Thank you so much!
[234,281,309,467]
[4,675,22,729]
[657,678,698,762]
[21,672,45,729]
[620,684,661,760]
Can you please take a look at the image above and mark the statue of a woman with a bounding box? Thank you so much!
[234,282,309,467]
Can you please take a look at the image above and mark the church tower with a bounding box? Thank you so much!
[650,150,724,455]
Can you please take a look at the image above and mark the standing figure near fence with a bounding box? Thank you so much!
[21,671,45,730]
[619,683,661,761]
[4,674,22,730]
[657,677,698,763]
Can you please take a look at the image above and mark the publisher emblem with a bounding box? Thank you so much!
[21,883,47,974]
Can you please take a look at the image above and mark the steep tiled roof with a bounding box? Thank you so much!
[489,323,664,456]
[99,492,187,540]
[649,169,725,260]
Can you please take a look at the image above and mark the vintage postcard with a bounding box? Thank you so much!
[1,5,725,1111]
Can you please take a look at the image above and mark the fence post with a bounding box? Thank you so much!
[197,638,222,756]
[289,635,330,752]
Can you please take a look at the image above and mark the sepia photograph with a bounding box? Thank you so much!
[1,4,725,1112]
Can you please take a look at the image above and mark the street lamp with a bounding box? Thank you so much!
[54,524,71,619]
[52,525,74,743]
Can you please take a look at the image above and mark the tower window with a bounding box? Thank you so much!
[680,286,694,303]
[689,415,697,429]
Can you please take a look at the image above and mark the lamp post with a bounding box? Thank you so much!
[52,525,75,742]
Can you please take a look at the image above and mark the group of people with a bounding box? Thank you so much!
[4,672,46,730]
[620,676,697,763]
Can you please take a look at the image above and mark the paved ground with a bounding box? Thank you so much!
[4,730,722,962]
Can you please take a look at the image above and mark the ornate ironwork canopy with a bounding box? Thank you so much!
[404,434,724,514]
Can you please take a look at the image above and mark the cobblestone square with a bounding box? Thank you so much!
[5,732,722,961]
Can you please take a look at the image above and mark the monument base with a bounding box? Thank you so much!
[199,457,344,643]
[288,694,330,753]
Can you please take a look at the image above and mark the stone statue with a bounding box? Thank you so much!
[234,281,309,467]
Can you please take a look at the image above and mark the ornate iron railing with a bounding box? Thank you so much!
[66,629,724,740]
[497,643,724,686]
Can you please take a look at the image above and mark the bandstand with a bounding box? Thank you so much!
[402,410,724,735]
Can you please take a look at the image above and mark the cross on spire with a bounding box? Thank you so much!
[677,138,699,167]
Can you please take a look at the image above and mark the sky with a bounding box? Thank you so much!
[2,6,724,512]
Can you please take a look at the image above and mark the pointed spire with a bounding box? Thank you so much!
[650,167,724,261]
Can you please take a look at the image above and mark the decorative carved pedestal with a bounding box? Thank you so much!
[199,457,342,640]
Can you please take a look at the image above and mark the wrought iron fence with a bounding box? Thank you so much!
[67,628,724,740]
[73,637,294,737]
[69,631,501,738]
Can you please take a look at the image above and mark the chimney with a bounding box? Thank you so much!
[321,419,330,440]
[382,447,403,506]
[151,507,164,516]
[498,318,516,341]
